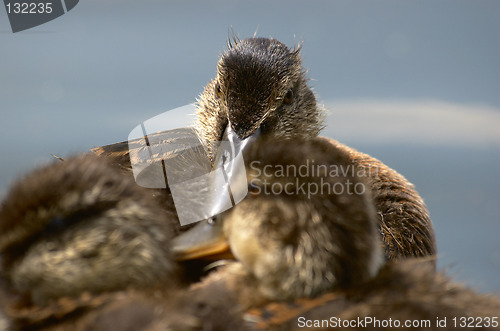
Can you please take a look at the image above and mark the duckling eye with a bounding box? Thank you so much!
[215,82,222,99]
[283,89,294,104]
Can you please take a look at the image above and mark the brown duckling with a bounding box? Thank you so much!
[0,154,179,329]
[173,137,500,331]
[193,36,435,261]
[92,36,435,261]
[175,137,384,304]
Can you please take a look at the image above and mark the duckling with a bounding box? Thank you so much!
[193,36,435,261]
[173,137,500,331]
[177,137,383,303]
[0,154,179,329]
[91,36,435,260]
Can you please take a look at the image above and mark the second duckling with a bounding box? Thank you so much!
[172,137,500,330]
[0,154,180,329]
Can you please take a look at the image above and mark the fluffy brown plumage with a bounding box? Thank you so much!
[318,137,435,260]
[0,154,179,329]
[241,259,500,331]
[169,138,500,331]
[225,137,383,301]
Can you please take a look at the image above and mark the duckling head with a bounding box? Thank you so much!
[175,138,384,301]
[196,37,325,160]
[0,154,177,306]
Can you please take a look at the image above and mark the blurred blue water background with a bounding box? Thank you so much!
[1,1,499,294]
